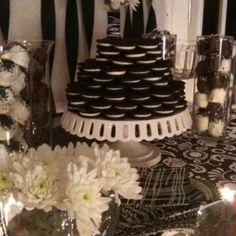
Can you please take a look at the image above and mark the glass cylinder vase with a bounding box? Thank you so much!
[0,40,54,156]
[4,197,119,236]
[192,35,234,140]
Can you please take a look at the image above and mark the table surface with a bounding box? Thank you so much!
[54,112,236,236]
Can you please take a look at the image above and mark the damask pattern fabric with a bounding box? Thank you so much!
[115,114,236,235]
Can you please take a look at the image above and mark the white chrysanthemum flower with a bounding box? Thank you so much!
[64,161,110,236]
[10,161,61,212]
[126,0,140,10]
[95,145,142,204]
[103,0,140,10]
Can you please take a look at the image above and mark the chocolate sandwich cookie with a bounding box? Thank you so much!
[152,78,169,87]
[122,77,141,84]
[114,40,136,51]
[105,67,126,76]
[130,83,150,92]
[86,82,103,90]
[93,76,114,84]
[125,49,146,59]
[141,100,162,110]
[129,92,150,102]
[112,58,133,66]
[97,38,114,47]
[104,109,126,120]
[66,81,81,96]
[133,109,152,119]
[67,103,81,112]
[80,90,101,100]
[208,102,224,120]
[163,97,179,105]
[175,100,187,110]
[164,71,171,76]
[151,60,172,71]
[138,38,158,49]
[128,66,150,75]
[152,88,172,99]
[77,71,95,81]
[154,105,175,116]
[142,71,164,82]
[105,83,126,92]
[79,108,101,118]
[115,102,137,111]
[81,59,102,73]
[146,48,162,56]
[99,47,120,56]
[95,56,110,62]
[136,55,157,65]
[67,96,87,106]
[103,92,126,103]
[169,80,185,91]
[90,101,112,111]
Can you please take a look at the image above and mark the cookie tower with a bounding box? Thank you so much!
[66,37,187,120]
[193,35,233,139]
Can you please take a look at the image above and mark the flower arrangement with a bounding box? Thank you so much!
[0,142,142,236]
[104,0,140,10]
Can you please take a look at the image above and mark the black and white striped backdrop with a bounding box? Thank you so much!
[0,0,198,113]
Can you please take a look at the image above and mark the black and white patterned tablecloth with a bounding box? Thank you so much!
[115,114,236,236]
[150,114,236,183]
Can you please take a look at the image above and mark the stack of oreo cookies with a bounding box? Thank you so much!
[66,37,187,120]
[194,35,233,138]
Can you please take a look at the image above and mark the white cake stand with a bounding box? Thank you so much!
[61,109,192,167]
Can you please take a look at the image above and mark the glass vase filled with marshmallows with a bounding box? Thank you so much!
[0,40,53,158]
[193,35,234,140]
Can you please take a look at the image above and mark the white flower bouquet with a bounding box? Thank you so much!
[0,142,142,236]
[103,0,140,10]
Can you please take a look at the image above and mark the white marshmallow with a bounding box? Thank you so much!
[11,72,26,95]
[209,88,226,104]
[1,45,30,69]
[195,115,209,132]
[208,120,225,137]
[219,59,231,73]
[0,59,22,87]
[195,92,208,108]
[9,100,30,125]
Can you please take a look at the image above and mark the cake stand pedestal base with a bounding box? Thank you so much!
[109,141,161,168]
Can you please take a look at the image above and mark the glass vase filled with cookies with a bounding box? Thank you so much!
[0,40,54,156]
[193,34,234,140]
